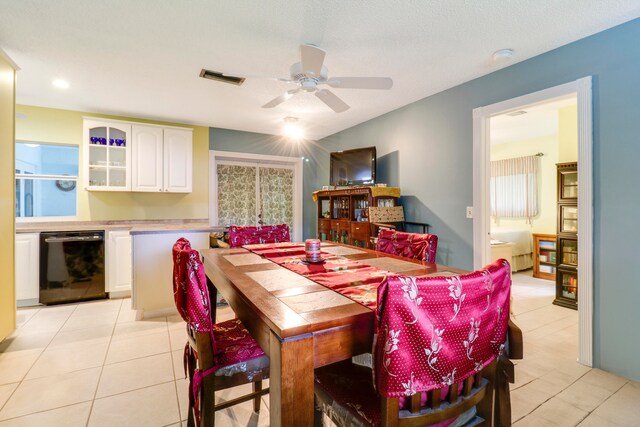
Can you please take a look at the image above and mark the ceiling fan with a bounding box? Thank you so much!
[261,44,393,113]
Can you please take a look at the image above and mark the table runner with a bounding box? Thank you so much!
[243,243,395,309]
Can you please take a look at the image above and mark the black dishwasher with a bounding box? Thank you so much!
[39,231,106,305]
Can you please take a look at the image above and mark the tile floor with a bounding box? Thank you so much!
[0,270,638,426]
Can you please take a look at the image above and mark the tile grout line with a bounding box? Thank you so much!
[572,380,629,426]
[85,298,124,427]
[0,303,79,419]
[512,368,595,424]
[168,312,187,426]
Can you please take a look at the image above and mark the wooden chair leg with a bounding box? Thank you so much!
[253,381,262,412]
[495,355,515,427]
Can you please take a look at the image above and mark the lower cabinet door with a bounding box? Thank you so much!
[107,231,132,294]
[15,233,40,306]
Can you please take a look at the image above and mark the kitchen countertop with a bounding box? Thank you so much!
[16,219,226,234]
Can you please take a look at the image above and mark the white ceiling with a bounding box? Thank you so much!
[490,96,577,145]
[1,1,638,140]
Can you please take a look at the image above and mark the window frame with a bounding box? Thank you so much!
[15,141,80,222]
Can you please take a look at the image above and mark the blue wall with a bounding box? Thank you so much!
[209,127,330,240]
[320,19,640,380]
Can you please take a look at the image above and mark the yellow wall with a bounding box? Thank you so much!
[0,52,17,340]
[15,105,209,220]
[490,104,578,236]
[558,105,578,163]
[491,135,559,234]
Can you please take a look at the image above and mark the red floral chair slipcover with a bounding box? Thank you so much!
[314,259,511,427]
[172,238,268,426]
[228,224,291,248]
[375,228,438,263]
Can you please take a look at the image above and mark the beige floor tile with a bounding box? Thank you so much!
[89,382,180,427]
[0,330,56,353]
[25,340,109,380]
[176,378,190,422]
[48,324,113,348]
[15,308,39,328]
[17,310,72,334]
[0,402,91,427]
[556,369,627,412]
[105,331,170,364]
[576,413,625,427]
[60,311,119,332]
[73,299,122,315]
[0,349,42,385]
[531,397,589,426]
[0,383,18,409]
[582,382,640,426]
[112,318,167,339]
[513,411,562,426]
[116,305,138,323]
[169,327,188,351]
[0,367,100,420]
[172,350,186,381]
[97,353,174,398]
[511,379,556,421]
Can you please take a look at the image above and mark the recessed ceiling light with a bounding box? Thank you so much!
[52,79,70,89]
[506,110,527,117]
[492,49,514,62]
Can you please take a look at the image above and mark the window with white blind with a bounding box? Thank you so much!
[490,155,539,221]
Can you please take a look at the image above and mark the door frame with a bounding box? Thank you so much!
[472,76,593,366]
[209,150,303,242]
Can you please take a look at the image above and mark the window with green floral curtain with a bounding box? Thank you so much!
[259,167,294,234]
[217,164,256,226]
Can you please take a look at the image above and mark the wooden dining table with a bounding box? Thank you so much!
[201,242,468,427]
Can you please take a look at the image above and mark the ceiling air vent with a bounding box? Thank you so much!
[199,69,245,86]
[506,110,528,117]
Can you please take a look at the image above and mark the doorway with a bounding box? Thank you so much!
[209,151,303,242]
[472,77,593,366]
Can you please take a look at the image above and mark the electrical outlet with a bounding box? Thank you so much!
[466,206,473,218]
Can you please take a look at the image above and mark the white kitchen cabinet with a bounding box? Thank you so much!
[106,230,132,296]
[131,125,164,192]
[15,233,39,306]
[163,128,193,193]
[132,125,192,193]
[83,118,192,193]
[83,119,132,191]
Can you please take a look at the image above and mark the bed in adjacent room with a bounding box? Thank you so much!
[490,228,533,272]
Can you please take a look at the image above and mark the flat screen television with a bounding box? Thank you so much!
[330,146,376,186]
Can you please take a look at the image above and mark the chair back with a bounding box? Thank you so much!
[376,228,438,263]
[373,260,511,424]
[228,224,291,248]
[172,238,214,338]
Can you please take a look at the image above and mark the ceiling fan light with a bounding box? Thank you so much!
[283,122,304,140]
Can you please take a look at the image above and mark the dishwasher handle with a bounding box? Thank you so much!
[44,235,104,243]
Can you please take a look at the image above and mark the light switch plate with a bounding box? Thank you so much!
[466,206,473,218]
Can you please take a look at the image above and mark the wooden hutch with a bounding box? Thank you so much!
[313,186,401,247]
[553,162,578,309]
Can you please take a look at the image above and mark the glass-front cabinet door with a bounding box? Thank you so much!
[559,205,578,233]
[559,237,578,268]
[84,120,131,191]
[556,268,578,308]
[558,164,578,202]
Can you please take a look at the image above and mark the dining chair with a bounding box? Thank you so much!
[228,223,291,248]
[172,238,270,427]
[375,228,439,263]
[314,259,513,427]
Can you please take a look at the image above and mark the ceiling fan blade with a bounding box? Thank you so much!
[326,77,393,90]
[300,44,326,77]
[262,89,300,108]
[315,89,350,113]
